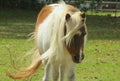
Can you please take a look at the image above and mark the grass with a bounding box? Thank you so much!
[0,9,120,81]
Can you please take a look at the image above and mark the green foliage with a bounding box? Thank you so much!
[0,0,45,10]
[81,7,89,12]
[90,0,96,10]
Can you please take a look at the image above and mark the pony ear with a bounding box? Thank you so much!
[65,13,71,21]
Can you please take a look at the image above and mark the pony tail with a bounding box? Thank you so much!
[6,60,41,80]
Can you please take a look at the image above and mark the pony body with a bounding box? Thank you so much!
[7,1,87,81]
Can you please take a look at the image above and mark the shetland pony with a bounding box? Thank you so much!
[7,1,87,81]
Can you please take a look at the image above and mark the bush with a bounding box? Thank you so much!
[0,0,44,10]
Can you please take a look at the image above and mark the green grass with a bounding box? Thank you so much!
[0,9,120,81]
[86,11,120,16]
[0,9,37,38]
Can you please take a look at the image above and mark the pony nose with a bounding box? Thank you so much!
[72,53,84,63]
[73,55,80,63]
[81,13,85,18]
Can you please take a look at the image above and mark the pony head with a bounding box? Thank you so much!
[64,12,87,63]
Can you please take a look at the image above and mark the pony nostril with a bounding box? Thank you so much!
[72,54,84,63]
[74,56,79,61]
[82,19,85,22]
[81,13,85,18]
[72,56,80,63]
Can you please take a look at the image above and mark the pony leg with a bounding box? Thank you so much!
[51,63,59,81]
[42,62,50,81]
[67,65,76,81]
[60,64,65,81]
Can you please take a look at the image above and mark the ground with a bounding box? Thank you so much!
[0,9,120,81]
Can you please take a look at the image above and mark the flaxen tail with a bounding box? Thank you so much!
[6,60,41,80]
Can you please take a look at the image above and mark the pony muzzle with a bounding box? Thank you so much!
[72,53,84,63]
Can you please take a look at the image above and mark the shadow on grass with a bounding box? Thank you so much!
[0,9,37,39]
[0,23,34,39]
[0,9,120,40]
[86,15,120,40]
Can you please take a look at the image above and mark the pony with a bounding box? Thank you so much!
[7,1,87,81]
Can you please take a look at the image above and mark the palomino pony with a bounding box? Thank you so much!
[7,1,87,81]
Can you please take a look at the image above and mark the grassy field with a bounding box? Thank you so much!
[0,9,120,81]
